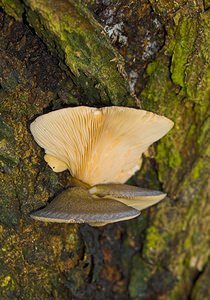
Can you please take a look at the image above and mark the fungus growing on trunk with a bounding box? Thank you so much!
[30,106,173,226]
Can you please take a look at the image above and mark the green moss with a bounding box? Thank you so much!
[154,137,179,183]
[191,160,204,180]
[168,147,182,169]
[185,13,210,102]
[191,261,210,300]
[64,31,92,76]
[168,12,210,102]
[129,256,151,298]
[197,114,210,148]
[204,0,210,9]
[143,226,168,259]
[144,226,159,250]
[146,61,158,75]
[24,0,132,104]
[0,275,15,290]
[156,141,182,169]
[139,7,210,299]
[188,123,196,137]
[171,18,197,87]
[0,0,23,20]
[141,55,178,113]
[1,275,10,287]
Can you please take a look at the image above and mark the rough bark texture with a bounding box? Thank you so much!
[0,1,209,299]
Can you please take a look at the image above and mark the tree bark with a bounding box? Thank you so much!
[0,1,209,299]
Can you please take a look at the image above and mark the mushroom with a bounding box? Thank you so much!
[89,184,167,211]
[30,106,174,226]
[30,187,140,227]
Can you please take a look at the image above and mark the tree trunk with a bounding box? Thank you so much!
[0,1,209,299]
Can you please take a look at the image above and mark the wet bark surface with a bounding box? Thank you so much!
[0,1,209,299]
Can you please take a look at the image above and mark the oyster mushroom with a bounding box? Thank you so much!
[30,106,173,226]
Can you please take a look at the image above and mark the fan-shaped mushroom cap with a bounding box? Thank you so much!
[89,184,167,211]
[30,187,140,226]
[30,106,173,186]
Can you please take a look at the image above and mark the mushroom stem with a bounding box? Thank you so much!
[69,177,91,189]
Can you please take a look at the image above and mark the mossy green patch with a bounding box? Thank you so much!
[190,160,204,180]
[129,256,151,298]
[144,226,159,250]
[204,0,210,9]
[171,17,197,88]
[191,261,210,300]
[0,0,23,20]
[197,113,210,148]
[143,225,168,259]
[65,31,92,76]
[23,0,132,105]
[168,148,182,169]
[185,12,210,102]
[146,61,158,76]
[141,55,179,114]
[0,275,11,288]
[139,7,210,299]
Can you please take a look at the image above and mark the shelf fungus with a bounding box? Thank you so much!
[30,106,174,226]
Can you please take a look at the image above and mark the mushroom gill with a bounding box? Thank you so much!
[30,106,174,186]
